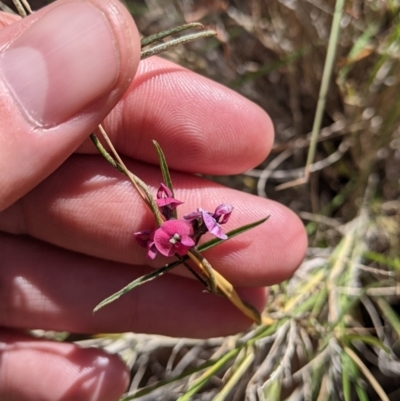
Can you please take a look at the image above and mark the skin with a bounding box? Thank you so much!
[0,0,308,400]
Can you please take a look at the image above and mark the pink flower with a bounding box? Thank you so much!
[156,183,183,220]
[153,219,195,257]
[134,230,157,259]
[184,203,233,240]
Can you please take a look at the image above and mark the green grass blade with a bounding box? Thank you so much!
[355,382,369,401]
[342,368,351,401]
[120,355,222,400]
[338,23,379,82]
[305,0,345,176]
[376,297,400,339]
[344,334,389,353]
[344,346,390,401]
[212,350,254,401]
[364,251,400,271]
[177,349,239,401]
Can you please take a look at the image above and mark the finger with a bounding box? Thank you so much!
[78,56,275,175]
[0,155,307,287]
[0,11,20,28]
[0,233,267,337]
[0,329,129,401]
[0,0,140,210]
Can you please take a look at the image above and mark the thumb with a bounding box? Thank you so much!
[0,0,140,210]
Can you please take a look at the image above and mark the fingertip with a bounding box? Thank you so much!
[102,57,275,174]
[0,330,129,401]
[0,0,141,210]
[263,201,308,282]
[194,193,307,287]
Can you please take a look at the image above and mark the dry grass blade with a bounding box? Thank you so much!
[344,346,390,401]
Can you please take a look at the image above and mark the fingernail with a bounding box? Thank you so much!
[0,2,119,128]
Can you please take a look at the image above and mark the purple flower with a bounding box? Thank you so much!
[134,230,158,259]
[213,203,233,224]
[153,219,195,257]
[156,183,183,220]
[184,203,233,240]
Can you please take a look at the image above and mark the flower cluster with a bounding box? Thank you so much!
[134,184,233,259]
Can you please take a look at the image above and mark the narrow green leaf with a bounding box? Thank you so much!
[141,30,216,60]
[212,350,254,401]
[304,0,345,175]
[198,216,270,252]
[120,355,223,400]
[341,351,358,401]
[364,251,400,270]
[344,334,389,353]
[342,365,352,401]
[344,346,390,401]
[90,134,125,174]
[177,349,239,401]
[152,140,177,219]
[311,287,328,318]
[376,297,400,339]
[141,23,204,47]
[355,382,369,401]
[93,260,183,313]
[263,378,282,401]
[338,23,379,82]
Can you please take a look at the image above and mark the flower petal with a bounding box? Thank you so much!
[157,183,173,199]
[213,203,233,224]
[156,198,183,208]
[180,235,195,247]
[153,220,195,257]
[183,209,202,221]
[134,230,151,248]
[147,242,158,259]
[202,211,227,239]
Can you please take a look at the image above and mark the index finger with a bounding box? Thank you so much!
[79,56,274,175]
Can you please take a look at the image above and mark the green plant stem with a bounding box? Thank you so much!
[305,0,345,177]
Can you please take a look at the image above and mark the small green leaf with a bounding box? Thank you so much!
[93,260,183,313]
[90,134,125,174]
[198,216,270,252]
[152,140,177,219]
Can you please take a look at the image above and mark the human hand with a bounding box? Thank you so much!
[0,0,307,400]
